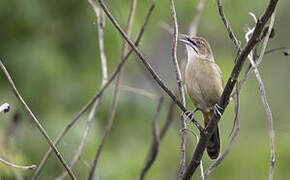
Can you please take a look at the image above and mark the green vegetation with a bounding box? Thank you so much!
[0,0,290,179]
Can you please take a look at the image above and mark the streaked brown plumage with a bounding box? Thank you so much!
[181,35,223,159]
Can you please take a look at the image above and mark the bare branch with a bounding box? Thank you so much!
[163,0,208,36]
[0,60,76,180]
[137,97,176,180]
[160,21,174,35]
[137,97,164,180]
[118,84,158,100]
[88,0,138,179]
[216,0,241,52]
[160,100,176,140]
[265,46,290,56]
[181,0,278,179]
[138,98,177,180]
[169,0,187,175]
[245,11,276,180]
[55,1,108,179]
[188,0,208,36]
[0,157,36,171]
[97,0,203,132]
[32,1,155,178]
[0,103,10,113]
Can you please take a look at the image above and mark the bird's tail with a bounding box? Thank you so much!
[202,110,220,159]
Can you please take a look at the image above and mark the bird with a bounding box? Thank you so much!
[180,35,224,159]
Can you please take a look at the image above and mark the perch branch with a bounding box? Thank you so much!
[200,83,240,180]
[181,0,278,179]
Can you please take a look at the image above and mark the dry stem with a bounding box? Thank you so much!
[0,60,76,180]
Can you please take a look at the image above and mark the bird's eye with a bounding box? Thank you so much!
[196,40,201,46]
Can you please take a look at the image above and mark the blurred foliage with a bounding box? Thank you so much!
[0,0,290,179]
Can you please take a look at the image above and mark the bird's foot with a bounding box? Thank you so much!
[185,108,198,124]
[214,104,223,117]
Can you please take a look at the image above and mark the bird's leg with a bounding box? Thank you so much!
[185,108,198,124]
[214,104,223,117]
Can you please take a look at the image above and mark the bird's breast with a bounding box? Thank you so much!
[185,58,223,112]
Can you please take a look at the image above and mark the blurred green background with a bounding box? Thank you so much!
[1,0,290,179]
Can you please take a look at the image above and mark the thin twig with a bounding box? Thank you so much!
[256,12,276,66]
[160,100,176,140]
[137,97,164,180]
[169,0,187,176]
[172,6,188,180]
[88,0,138,179]
[182,128,205,180]
[216,0,241,52]
[137,98,176,179]
[160,22,174,35]
[0,157,36,170]
[97,0,203,132]
[265,46,289,55]
[245,11,276,180]
[188,0,208,36]
[161,0,208,37]
[32,1,155,178]
[55,2,108,179]
[118,84,158,100]
[181,0,278,179]
[0,103,10,113]
[0,60,76,180]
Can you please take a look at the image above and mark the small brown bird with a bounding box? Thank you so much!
[180,35,224,159]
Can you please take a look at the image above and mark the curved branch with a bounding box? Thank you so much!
[0,157,36,171]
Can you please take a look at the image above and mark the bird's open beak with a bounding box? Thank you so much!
[179,34,198,54]
[179,34,191,45]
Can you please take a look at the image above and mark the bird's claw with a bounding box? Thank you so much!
[214,104,223,117]
[184,108,198,124]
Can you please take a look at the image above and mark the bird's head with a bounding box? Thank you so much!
[179,34,214,62]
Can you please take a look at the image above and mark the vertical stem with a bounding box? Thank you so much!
[88,0,137,179]
[169,0,187,176]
